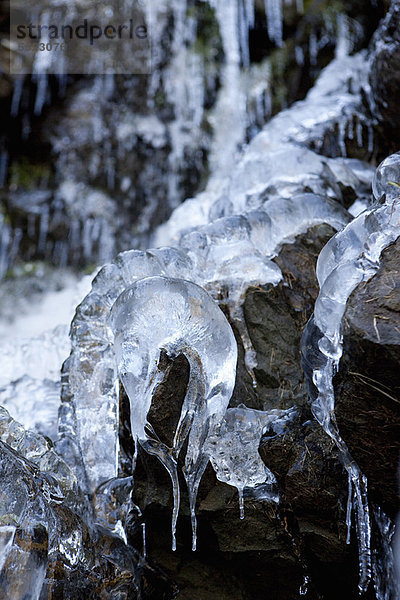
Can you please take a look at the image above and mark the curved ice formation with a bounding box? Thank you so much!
[301,154,400,593]
[110,276,237,551]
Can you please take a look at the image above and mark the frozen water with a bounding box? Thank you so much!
[63,184,351,504]
[110,276,237,551]
[0,407,82,599]
[61,183,351,549]
[372,507,397,600]
[154,52,372,247]
[178,194,350,380]
[372,151,400,204]
[301,154,400,593]
[264,0,283,47]
[206,405,295,518]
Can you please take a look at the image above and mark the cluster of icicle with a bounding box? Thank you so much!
[60,189,351,552]
[154,47,374,248]
[301,152,400,594]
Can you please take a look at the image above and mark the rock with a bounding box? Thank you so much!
[335,236,400,519]
[370,0,400,158]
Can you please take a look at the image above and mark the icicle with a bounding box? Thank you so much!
[142,522,147,559]
[264,0,283,47]
[338,119,347,156]
[372,507,397,600]
[335,14,350,59]
[33,75,48,117]
[239,0,250,68]
[346,471,352,545]
[368,124,374,154]
[10,77,24,117]
[238,487,245,519]
[309,32,318,66]
[348,116,354,140]
[353,472,372,593]
[295,45,304,66]
[356,119,363,147]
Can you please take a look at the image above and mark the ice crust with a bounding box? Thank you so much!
[301,153,400,593]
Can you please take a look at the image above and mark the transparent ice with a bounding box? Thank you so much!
[206,405,295,518]
[372,151,400,204]
[301,153,400,593]
[110,276,238,551]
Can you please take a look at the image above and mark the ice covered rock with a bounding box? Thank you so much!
[61,189,351,505]
[334,236,400,519]
[301,153,400,593]
[0,407,176,600]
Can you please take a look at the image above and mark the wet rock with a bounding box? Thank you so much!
[335,236,400,519]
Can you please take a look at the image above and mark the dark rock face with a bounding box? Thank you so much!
[335,236,400,520]
[370,0,400,159]
[129,224,363,600]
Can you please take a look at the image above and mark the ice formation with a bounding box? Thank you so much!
[2,1,398,596]
[205,405,295,518]
[372,507,397,600]
[58,183,351,555]
[0,407,76,599]
[110,276,237,550]
[0,406,145,600]
[154,52,374,247]
[301,153,400,593]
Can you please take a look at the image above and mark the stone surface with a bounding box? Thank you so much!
[335,236,400,520]
[370,0,400,159]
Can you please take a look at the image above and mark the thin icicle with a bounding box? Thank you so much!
[238,488,245,519]
[346,471,352,545]
[264,0,283,47]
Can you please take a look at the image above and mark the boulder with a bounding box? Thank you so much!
[335,236,400,519]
